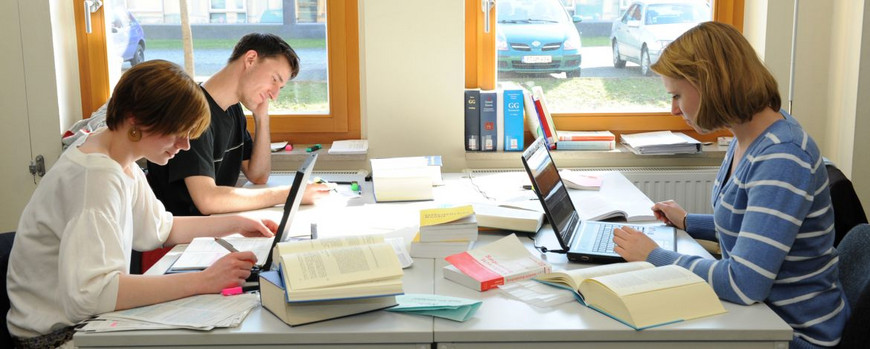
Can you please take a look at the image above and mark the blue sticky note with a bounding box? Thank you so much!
[386,294,482,322]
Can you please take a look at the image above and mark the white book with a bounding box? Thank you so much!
[329,139,369,154]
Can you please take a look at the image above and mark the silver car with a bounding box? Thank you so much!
[610,0,709,75]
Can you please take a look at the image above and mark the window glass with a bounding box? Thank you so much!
[496,0,711,113]
[106,0,328,114]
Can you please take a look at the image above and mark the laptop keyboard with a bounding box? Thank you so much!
[592,224,647,253]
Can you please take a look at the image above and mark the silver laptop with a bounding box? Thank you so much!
[521,137,675,263]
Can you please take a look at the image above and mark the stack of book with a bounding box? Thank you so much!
[259,235,404,326]
[556,131,616,150]
[370,156,442,202]
[410,205,478,259]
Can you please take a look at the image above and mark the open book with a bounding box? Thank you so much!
[259,270,397,326]
[274,234,404,302]
[573,193,656,222]
[535,262,726,330]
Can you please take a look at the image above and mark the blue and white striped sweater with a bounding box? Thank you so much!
[647,111,849,348]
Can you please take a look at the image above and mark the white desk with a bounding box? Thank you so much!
[74,246,435,348]
[75,171,792,348]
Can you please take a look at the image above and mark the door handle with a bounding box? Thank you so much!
[84,0,103,34]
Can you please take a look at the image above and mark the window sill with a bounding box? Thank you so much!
[271,144,368,171]
[465,144,727,169]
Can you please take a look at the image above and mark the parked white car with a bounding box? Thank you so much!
[610,0,709,75]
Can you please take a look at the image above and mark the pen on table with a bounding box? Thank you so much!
[214,237,239,253]
[306,144,322,152]
[313,177,338,192]
[522,184,533,190]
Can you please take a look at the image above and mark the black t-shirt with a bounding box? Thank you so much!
[147,87,253,216]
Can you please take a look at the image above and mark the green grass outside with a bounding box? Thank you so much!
[165,36,661,113]
[583,36,610,47]
[147,38,326,50]
[501,75,670,112]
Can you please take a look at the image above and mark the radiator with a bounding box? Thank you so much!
[612,167,719,214]
[467,167,719,214]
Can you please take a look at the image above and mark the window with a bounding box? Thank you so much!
[467,0,742,142]
[75,0,360,144]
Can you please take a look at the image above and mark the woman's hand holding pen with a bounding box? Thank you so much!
[651,200,688,230]
[202,252,258,291]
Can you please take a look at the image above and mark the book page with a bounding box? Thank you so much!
[281,242,402,291]
[538,262,654,290]
[449,234,551,283]
[420,205,475,226]
[588,265,704,297]
[275,234,384,255]
[172,236,273,270]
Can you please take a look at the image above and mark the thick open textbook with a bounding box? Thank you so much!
[535,262,726,330]
[259,270,397,326]
[274,234,404,302]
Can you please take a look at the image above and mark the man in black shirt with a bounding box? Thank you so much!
[147,33,326,216]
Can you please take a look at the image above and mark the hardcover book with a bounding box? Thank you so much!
[273,235,404,302]
[464,89,481,151]
[535,262,726,330]
[444,234,551,291]
[502,88,525,151]
[479,90,498,152]
[260,270,398,327]
[531,86,558,149]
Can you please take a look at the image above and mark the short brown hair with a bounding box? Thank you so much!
[105,60,210,138]
[651,22,781,131]
[228,33,300,79]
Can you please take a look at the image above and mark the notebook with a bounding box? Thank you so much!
[166,153,318,275]
[520,137,675,263]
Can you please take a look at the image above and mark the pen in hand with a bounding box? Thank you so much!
[214,237,239,253]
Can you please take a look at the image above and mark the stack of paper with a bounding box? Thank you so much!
[329,139,368,154]
[370,156,442,202]
[386,294,482,322]
[78,294,259,332]
[620,131,702,155]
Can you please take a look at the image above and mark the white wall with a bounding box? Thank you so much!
[745,0,868,217]
[360,0,468,172]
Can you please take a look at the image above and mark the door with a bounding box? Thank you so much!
[0,0,63,232]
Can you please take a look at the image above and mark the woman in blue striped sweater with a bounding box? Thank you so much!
[612,22,849,348]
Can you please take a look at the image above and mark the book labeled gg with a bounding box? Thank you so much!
[535,261,726,330]
[444,234,551,291]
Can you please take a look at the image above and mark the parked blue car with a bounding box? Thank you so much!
[109,8,146,66]
[496,0,583,78]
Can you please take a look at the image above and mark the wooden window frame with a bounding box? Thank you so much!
[75,0,360,144]
[466,0,744,142]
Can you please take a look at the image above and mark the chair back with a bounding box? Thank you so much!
[837,224,870,348]
[0,232,15,345]
[827,164,868,247]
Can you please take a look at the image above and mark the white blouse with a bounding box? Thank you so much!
[6,141,172,338]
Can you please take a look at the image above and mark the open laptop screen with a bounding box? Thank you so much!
[522,138,578,247]
[261,153,318,271]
